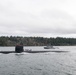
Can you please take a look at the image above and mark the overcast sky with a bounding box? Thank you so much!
[0,0,76,38]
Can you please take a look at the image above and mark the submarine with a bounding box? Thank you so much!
[0,44,69,54]
[0,45,52,54]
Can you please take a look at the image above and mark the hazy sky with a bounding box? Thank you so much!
[0,0,76,37]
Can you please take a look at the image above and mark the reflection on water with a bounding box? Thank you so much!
[0,46,76,75]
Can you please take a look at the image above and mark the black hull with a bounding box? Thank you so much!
[0,50,69,54]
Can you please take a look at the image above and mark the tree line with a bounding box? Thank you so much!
[0,36,76,46]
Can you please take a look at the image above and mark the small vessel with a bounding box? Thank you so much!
[44,45,55,49]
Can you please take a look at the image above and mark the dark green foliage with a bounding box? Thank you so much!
[0,36,76,46]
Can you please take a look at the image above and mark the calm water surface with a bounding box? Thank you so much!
[0,46,76,75]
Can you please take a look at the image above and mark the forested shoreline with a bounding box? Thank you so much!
[0,36,76,46]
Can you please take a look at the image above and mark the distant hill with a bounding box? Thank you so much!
[0,36,76,46]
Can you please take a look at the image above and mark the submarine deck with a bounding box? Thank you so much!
[0,50,69,54]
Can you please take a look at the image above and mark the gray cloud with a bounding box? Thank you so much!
[41,9,73,20]
[0,0,76,37]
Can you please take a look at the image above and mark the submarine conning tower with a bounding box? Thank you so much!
[15,44,24,53]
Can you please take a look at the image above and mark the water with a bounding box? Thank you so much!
[0,46,76,75]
